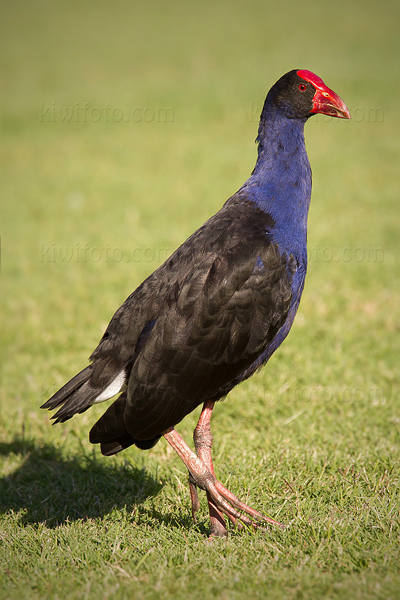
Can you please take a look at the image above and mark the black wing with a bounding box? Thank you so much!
[89,193,296,452]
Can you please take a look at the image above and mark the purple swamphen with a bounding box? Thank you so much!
[42,70,350,537]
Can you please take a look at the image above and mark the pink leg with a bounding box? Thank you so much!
[192,401,229,537]
[163,402,283,536]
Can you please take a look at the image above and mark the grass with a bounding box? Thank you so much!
[1,0,400,598]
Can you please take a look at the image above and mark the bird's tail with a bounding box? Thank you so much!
[89,392,160,455]
[41,366,102,423]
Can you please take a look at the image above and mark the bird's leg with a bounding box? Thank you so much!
[192,401,229,537]
[163,414,283,536]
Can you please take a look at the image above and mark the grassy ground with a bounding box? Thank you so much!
[1,0,400,598]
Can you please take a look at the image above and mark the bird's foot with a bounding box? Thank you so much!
[164,426,282,537]
[189,466,282,534]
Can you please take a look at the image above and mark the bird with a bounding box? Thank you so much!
[41,69,350,537]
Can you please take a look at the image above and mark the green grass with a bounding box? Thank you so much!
[1,0,400,598]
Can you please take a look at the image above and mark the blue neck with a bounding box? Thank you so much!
[241,106,312,260]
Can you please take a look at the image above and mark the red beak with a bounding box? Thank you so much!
[297,69,351,120]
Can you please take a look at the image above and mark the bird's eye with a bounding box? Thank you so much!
[298,84,307,92]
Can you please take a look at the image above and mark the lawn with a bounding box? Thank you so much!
[1,0,400,598]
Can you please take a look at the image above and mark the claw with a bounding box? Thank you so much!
[188,476,200,522]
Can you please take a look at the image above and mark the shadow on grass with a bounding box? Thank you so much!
[0,437,164,528]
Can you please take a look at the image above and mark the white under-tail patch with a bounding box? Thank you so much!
[93,370,126,403]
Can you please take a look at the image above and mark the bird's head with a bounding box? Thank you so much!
[266,69,351,121]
